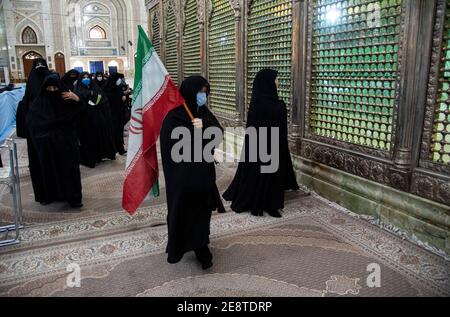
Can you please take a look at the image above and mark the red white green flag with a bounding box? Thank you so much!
[123,25,184,215]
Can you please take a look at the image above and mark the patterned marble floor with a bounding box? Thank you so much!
[0,138,449,297]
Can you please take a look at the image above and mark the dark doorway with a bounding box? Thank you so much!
[55,53,66,77]
[22,51,43,79]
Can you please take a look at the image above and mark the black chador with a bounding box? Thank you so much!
[25,74,83,208]
[16,59,50,204]
[103,72,127,155]
[160,76,224,269]
[93,71,106,88]
[61,69,80,92]
[223,69,299,218]
[74,72,116,168]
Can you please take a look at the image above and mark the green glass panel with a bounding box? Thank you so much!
[310,0,403,151]
[183,0,201,79]
[208,0,236,114]
[165,4,178,86]
[247,0,293,114]
[430,2,450,165]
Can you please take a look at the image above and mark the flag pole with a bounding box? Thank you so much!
[182,102,195,121]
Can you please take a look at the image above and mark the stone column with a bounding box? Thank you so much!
[390,0,436,191]
[291,0,307,146]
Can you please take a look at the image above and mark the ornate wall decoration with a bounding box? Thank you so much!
[300,140,404,190]
[420,0,450,175]
[149,5,162,56]
[411,171,450,205]
[197,0,213,24]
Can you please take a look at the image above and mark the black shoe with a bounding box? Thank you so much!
[251,209,263,217]
[267,210,282,218]
[201,261,213,270]
[167,254,183,264]
[69,203,83,209]
[119,151,127,156]
[195,246,213,270]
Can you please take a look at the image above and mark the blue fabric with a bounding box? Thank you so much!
[0,87,25,143]
[90,61,104,74]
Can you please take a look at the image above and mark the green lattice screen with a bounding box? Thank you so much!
[151,12,161,57]
[310,0,402,151]
[166,5,178,86]
[208,0,236,114]
[183,0,201,78]
[247,0,292,112]
[431,2,450,164]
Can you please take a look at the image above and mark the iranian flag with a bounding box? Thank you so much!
[123,25,184,215]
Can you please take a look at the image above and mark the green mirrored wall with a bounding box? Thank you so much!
[432,1,450,165]
[183,0,202,78]
[310,0,403,151]
[208,0,236,114]
[247,0,293,113]
[165,4,178,86]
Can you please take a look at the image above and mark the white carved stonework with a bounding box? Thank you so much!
[2,0,147,80]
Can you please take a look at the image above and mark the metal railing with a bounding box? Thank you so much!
[0,138,23,247]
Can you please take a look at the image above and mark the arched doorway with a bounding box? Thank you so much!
[108,60,119,75]
[55,53,66,77]
[22,51,43,79]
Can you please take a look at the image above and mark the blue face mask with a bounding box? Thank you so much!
[197,92,207,107]
[82,78,91,86]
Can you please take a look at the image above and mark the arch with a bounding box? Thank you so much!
[73,60,85,73]
[151,11,161,56]
[108,60,119,74]
[16,20,43,44]
[22,26,38,44]
[83,2,110,15]
[89,25,107,39]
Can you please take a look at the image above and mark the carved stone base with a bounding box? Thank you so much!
[294,155,450,255]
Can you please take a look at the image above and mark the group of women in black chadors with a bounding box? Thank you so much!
[14,60,298,271]
[16,59,131,208]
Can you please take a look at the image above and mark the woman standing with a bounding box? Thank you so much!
[223,69,299,218]
[61,69,80,92]
[94,71,106,88]
[25,74,83,208]
[103,72,127,155]
[74,72,116,168]
[160,76,224,270]
[16,59,50,204]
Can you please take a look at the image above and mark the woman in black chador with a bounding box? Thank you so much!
[103,72,127,155]
[160,76,225,270]
[25,74,83,208]
[61,69,80,91]
[223,69,299,218]
[93,71,106,88]
[16,58,50,204]
[74,72,116,168]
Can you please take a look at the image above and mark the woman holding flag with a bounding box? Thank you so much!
[160,76,224,270]
[123,26,224,270]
